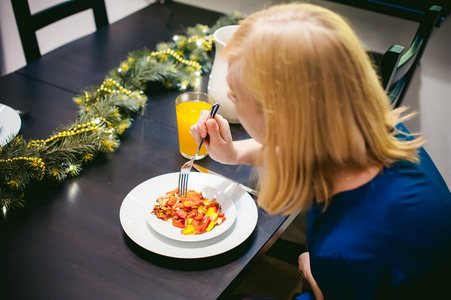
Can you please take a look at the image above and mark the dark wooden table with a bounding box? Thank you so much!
[0,2,295,299]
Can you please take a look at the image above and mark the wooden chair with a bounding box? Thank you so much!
[11,0,109,64]
[380,5,441,108]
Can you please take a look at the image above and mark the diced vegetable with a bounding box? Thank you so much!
[151,188,225,235]
[172,219,185,228]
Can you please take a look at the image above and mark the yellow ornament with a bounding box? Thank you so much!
[82,153,94,162]
[7,180,19,189]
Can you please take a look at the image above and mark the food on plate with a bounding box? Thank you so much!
[151,188,226,235]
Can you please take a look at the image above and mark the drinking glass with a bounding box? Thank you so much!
[175,92,215,160]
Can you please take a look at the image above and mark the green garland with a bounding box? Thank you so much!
[0,12,242,210]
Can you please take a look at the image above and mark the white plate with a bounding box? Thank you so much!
[120,172,258,259]
[0,103,21,146]
[145,185,237,242]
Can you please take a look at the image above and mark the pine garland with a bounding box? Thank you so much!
[0,12,241,210]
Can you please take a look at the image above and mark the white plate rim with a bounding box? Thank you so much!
[119,172,258,259]
[145,184,237,242]
[0,103,21,147]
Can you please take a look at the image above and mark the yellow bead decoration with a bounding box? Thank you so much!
[97,79,136,96]
[186,34,213,51]
[27,118,110,148]
[82,79,143,103]
[0,157,45,180]
[151,49,202,71]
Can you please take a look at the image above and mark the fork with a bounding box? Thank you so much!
[177,103,220,197]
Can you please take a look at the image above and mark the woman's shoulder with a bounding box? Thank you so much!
[387,152,450,202]
[393,122,449,193]
[308,159,451,256]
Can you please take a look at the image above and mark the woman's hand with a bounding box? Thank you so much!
[298,252,324,300]
[190,110,263,166]
[190,110,238,164]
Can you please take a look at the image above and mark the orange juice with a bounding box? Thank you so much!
[176,100,212,159]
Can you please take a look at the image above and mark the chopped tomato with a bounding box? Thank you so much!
[167,197,177,207]
[175,210,188,219]
[217,216,226,225]
[173,203,185,209]
[172,219,185,228]
[186,211,197,219]
[194,213,204,221]
[185,191,202,200]
[183,198,202,207]
[193,219,210,234]
[182,191,202,207]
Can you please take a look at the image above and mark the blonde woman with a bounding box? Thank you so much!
[191,3,451,299]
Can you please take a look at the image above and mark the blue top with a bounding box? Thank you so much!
[307,126,451,299]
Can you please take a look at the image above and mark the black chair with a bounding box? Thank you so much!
[380,5,441,108]
[380,45,404,94]
[11,0,109,64]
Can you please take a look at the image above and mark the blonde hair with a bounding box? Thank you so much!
[223,3,423,215]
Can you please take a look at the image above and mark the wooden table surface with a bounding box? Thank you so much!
[0,2,294,299]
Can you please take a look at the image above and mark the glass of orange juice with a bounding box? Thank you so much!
[175,92,215,160]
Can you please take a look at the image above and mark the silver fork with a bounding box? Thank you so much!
[177,103,220,196]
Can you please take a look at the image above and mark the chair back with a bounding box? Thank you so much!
[380,45,404,93]
[11,0,109,64]
[382,5,441,108]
